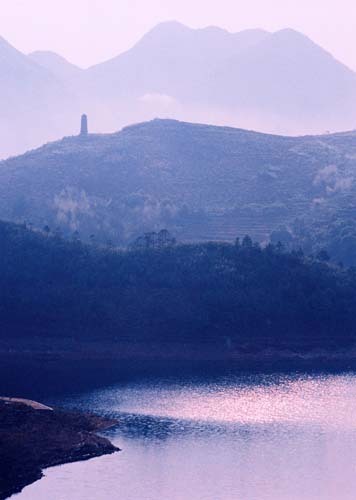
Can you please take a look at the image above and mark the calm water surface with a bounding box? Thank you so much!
[16,373,356,499]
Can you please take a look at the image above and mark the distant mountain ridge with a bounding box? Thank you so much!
[1,22,356,158]
[87,22,270,99]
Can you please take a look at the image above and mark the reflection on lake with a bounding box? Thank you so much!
[16,374,356,499]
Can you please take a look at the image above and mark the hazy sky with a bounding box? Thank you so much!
[1,0,356,70]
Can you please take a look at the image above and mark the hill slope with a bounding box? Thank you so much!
[1,119,356,245]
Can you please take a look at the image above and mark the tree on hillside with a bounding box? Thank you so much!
[242,235,253,248]
[131,230,176,250]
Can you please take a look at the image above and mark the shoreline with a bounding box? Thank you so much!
[1,340,356,401]
[0,399,119,499]
[1,338,356,367]
[2,340,356,498]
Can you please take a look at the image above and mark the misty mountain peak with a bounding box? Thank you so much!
[149,20,190,33]
[0,34,54,78]
[269,28,319,47]
[29,50,83,81]
[142,20,191,41]
[274,27,307,38]
[29,50,77,66]
[264,28,346,61]
[139,21,268,47]
[199,25,229,35]
[260,27,356,73]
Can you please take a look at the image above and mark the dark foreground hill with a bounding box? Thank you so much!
[1,119,356,249]
[1,220,356,352]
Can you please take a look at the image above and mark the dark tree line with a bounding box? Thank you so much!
[1,220,356,351]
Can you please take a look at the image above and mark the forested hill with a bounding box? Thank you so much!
[2,119,356,248]
[1,220,356,351]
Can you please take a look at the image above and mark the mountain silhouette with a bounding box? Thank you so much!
[1,23,356,157]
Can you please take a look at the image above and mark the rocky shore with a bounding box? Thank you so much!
[0,398,119,499]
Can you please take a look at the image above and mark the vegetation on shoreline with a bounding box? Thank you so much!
[1,220,356,351]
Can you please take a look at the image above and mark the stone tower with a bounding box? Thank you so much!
[80,114,88,136]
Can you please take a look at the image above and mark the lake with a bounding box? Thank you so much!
[15,373,356,499]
